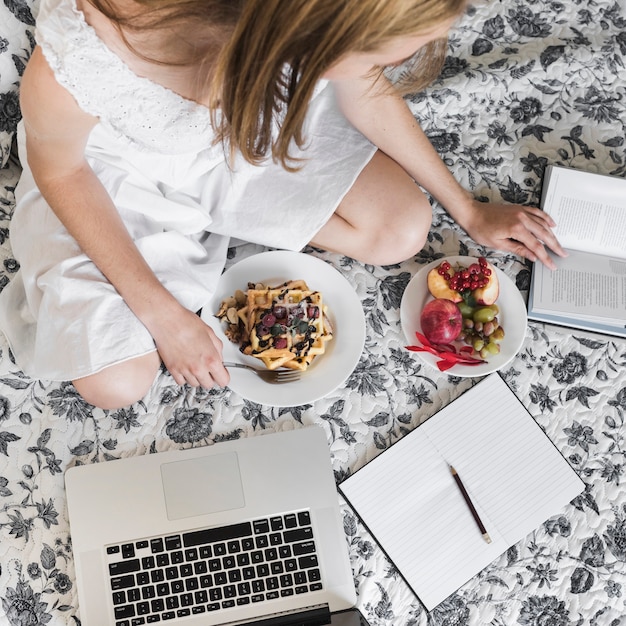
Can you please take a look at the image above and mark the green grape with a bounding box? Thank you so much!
[472,306,497,323]
[458,302,475,319]
[485,342,500,355]
[492,326,505,342]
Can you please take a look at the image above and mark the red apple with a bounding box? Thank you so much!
[420,299,463,345]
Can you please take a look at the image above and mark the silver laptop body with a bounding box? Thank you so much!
[65,426,356,625]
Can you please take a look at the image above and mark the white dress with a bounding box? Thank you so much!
[0,0,376,381]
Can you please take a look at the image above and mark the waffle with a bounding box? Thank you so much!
[216,280,333,371]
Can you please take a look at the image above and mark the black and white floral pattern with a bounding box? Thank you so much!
[0,0,37,168]
[1,0,626,624]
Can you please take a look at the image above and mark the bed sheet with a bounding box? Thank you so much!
[1,0,626,624]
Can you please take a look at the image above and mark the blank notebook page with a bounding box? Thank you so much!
[340,373,584,611]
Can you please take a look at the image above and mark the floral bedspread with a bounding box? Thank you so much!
[1,0,626,624]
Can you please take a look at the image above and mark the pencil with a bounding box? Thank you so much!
[449,465,492,544]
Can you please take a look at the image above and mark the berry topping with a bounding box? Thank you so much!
[256,324,270,336]
[307,306,319,319]
[273,306,287,319]
[262,313,276,326]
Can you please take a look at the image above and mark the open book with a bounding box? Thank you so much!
[339,374,584,611]
[528,165,626,337]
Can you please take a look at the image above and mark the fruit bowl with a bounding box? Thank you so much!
[400,256,527,377]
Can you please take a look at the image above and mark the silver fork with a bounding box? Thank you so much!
[224,362,301,384]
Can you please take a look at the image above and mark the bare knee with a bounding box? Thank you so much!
[311,150,433,265]
[365,194,432,265]
[72,352,161,410]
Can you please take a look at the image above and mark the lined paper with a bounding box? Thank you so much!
[339,374,584,611]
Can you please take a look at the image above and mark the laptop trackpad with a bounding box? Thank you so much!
[161,451,245,520]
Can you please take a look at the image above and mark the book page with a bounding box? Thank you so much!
[542,166,626,259]
[531,249,626,326]
[340,374,584,611]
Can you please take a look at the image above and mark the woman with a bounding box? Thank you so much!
[0,0,565,409]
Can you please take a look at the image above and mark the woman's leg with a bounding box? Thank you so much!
[310,150,432,265]
[72,351,161,410]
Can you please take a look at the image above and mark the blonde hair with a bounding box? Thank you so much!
[89,0,465,167]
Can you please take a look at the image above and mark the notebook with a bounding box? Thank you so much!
[339,373,585,611]
[65,426,356,626]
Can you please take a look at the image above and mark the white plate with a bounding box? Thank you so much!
[202,251,365,406]
[400,256,527,377]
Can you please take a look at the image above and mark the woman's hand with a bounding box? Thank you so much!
[458,198,568,270]
[148,305,230,390]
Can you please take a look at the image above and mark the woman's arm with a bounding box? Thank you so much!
[20,46,229,388]
[332,74,567,269]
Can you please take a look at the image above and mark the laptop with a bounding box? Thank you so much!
[65,426,357,626]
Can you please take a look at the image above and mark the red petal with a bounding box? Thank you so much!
[437,360,457,372]
[414,332,433,347]
[407,331,486,370]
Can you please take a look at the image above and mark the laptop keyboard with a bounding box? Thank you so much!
[106,510,324,625]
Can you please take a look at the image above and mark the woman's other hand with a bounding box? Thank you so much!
[459,198,568,270]
[149,304,230,390]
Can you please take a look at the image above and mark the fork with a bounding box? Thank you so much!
[224,362,301,384]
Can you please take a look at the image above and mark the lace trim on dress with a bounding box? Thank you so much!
[36,0,218,156]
